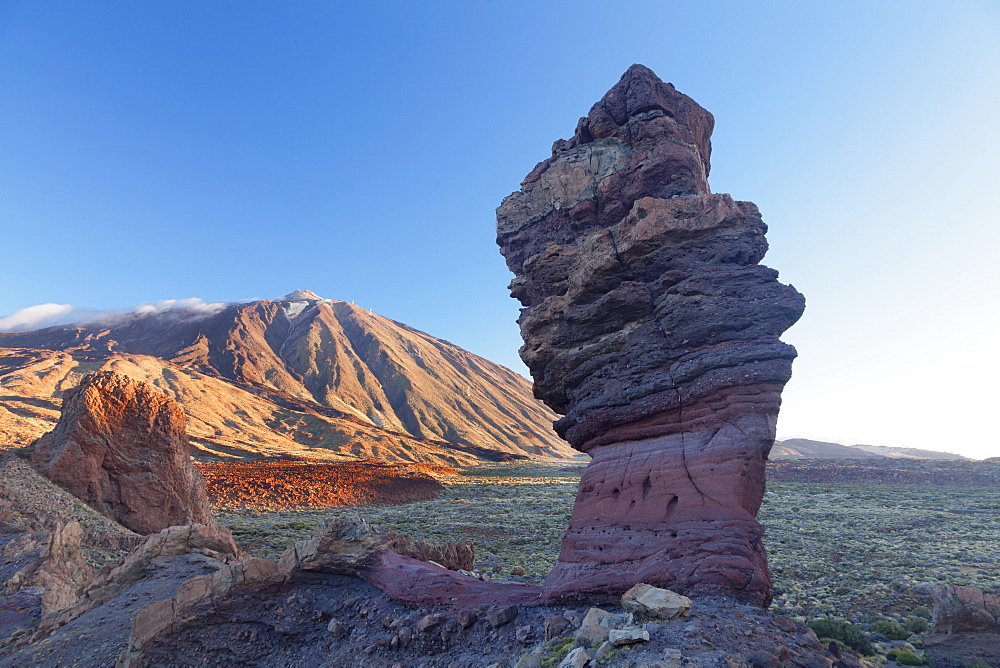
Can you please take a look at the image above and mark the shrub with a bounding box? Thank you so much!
[904,616,929,634]
[872,618,911,640]
[808,618,874,655]
[886,648,927,665]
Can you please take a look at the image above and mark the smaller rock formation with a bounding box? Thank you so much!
[30,371,214,535]
[931,585,1000,634]
[0,521,92,615]
[278,518,542,607]
[277,517,475,575]
[925,585,1000,667]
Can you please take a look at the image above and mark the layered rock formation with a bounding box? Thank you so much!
[29,371,214,534]
[497,65,804,605]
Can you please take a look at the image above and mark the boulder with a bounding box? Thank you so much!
[621,583,692,620]
[559,646,591,668]
[497,64,803,606]
[0,521,92,615]
[574,607,611,645]
[931,584,1000,634]
[608,627,650,645]
[29,372,213,535]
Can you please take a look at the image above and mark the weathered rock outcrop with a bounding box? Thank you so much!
[278,518,543,607]
[497,65,804,605]
[29,372,214,535]
[0,521,92,615]
[931,585,1000,634]
[925,585,1000,667]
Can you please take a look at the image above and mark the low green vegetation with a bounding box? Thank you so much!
[216,461,1000,660]
[808,618,874,655]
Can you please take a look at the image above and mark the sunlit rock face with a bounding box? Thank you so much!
[30,371,215,535]
[497,64,805,606]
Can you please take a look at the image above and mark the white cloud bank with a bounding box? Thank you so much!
[0,298,228,333]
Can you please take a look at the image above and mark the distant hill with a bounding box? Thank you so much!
[771,438,884,459]
[772,438,967,461]
[850,444,967,460]
[0,292,573,465]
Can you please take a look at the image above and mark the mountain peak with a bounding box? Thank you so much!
[278,290,323,302]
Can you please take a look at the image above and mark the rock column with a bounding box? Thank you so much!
[497,65,804,606]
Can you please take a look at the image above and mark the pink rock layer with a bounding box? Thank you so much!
[497,65,804,606]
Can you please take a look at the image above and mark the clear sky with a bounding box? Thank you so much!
[1,1,997,459]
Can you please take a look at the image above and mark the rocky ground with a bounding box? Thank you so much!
[2,457,997,666]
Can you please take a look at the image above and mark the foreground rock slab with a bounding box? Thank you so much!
[622,583,692,620]
[497,64,804,606]
[29,371,214,535]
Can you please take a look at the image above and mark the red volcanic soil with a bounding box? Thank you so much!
[196,459,456,511]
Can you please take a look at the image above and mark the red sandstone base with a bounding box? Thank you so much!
[544,414,775,607]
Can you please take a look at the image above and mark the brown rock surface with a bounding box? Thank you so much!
[0,522,92,616]
[925,585,1000,667]
[497,65,804,605]
[29,371,214,535]
[197,459,452,511]
[931,585,1000,634]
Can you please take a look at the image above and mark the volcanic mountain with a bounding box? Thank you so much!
[0,292,572,465]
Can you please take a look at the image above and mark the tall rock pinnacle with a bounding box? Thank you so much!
[497,65,805,605]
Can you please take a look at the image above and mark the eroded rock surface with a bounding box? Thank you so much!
[497,64,804,605]
[29,371,214,535]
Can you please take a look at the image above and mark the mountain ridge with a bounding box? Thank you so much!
[772,437,968,461]
[0,295,572,465]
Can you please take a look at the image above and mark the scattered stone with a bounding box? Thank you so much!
[559,646,591,668]
[544,614,570,641]
[327,619,350,638]
[514,647,544,668]
[773,616,797,633]
[574,607,611,645]
[515,624,535,644]
[621,584,692,620]
[416,614,442,632]
[747,649,780,667]
[592,640,615,662]
[457,609,478,628]
[488,605,518,628]
[608,628,650,645]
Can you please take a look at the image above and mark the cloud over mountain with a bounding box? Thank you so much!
[0,298,228,333]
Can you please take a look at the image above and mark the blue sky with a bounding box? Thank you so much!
[1,1,998,458]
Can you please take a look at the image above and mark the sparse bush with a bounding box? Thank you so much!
[904,616,929,634]
[808,618,874,655]
[510,565,526,576]
[886,648,927,665]
[872,618,910,640]
[541,637,574,666]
